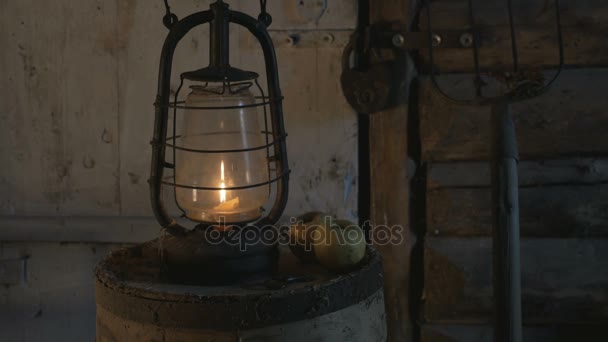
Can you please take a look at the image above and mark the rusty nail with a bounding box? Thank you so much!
[322,33,334,44]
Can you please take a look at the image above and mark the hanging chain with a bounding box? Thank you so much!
[258,0,272,27]
[162,0,178,30]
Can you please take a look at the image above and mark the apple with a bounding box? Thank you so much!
[289,212,335,263]
[313,219,366,272]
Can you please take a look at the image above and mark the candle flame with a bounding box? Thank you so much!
[219,160,226,203]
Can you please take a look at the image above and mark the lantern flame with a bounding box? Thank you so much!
[219,160,226,203]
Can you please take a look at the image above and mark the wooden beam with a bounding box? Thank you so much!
[370,104,412,342]
[368,1,413,341]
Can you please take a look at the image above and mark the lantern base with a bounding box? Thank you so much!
[158,225,279,286]
[166,250,278,286]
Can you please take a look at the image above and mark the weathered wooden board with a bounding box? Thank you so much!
[424,238,608,324]
[426,159,608,237]
[238,36,359,219]
[240,0,357,30]
[428,159,608,189]
[428,184,608,237]
[0,0,120,216]
[116,0,210,216]
[238,1,359,221]
[417,0,608,71]
[0,242,124,342]
[422,0,608,28]
[419,69,608,161]
[421,324,608,342]
[0,216,158,243]
[368,1,414,341]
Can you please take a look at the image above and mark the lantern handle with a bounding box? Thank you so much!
[258,0,272,27]
[151,10,214,230]
[161,0,179,30]
[230,10,290,226]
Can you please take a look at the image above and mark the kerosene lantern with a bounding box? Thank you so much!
[149,0,289,284]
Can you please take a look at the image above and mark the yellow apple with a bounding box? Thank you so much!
[313,219,366,272]
[289,212,335,263]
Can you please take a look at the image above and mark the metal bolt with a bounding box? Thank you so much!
[460,33,474,47]
[286,34,300,46]
[322,33,335,44]
[431,33,442,47]
[392,34,405,48]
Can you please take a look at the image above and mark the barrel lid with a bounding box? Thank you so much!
[95,242,383,330]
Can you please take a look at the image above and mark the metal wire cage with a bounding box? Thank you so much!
[149,1,290,232]
[420,0,564,105]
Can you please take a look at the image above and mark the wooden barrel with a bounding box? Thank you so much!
[95,242,386,341]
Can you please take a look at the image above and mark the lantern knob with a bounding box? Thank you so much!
[258,12,272,27]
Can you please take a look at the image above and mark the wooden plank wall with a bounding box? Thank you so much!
[418,68,608,341]
[415,0,608,335]
[0,0,121,217]
[0,0,358,232]
[416,2,608,340]
[0,1,358,340]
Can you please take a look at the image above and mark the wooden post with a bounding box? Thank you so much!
[491,101,523,342]
[368,1,412,341]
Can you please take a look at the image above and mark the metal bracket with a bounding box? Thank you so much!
[361,24,475,50]
[340,23,475,114]
[372,30,474,50]
[387,30,475,49]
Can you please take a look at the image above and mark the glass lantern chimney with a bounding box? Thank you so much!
[175,84,269,224]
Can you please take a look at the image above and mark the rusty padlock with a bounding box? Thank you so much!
[340,34,395,114]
